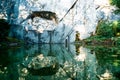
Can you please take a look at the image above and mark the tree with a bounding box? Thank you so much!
[110,0,120,13]
[0,19,10,41]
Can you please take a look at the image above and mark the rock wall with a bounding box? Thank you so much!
[17,0,96,43]
[0,0,119,43]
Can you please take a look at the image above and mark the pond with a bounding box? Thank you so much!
[0,44,120,80]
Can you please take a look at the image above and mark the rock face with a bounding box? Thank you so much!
[19,0,96,43]
[0,0,119,43]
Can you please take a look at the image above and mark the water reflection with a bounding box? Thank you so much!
[0,44,120,80]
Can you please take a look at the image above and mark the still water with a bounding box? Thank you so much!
[0,44,120,80]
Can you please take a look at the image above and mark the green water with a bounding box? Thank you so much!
[0,44,120,80]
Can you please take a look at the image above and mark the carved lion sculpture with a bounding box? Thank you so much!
[20,11,58,24]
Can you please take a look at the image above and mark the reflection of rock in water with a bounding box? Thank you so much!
[28,62,59,76]
[96,70,113,80]
[22,54,59,76]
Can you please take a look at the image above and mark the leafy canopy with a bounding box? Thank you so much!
[110,0,120,13]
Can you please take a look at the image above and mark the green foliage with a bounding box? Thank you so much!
[6,37,23,43]
[110,0,120,8]
[96,20,120,38]
[96,20,114,38]
[0,19,24,46]
[84,20,120,46]
[75,31,80,41]
[112,21,120,36]
[0,19,10,41]
[113,37,120,45]
[87,46,120,67]
[110,0,120,13]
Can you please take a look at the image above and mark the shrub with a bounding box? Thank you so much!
[96,20,120,38]
[96,20,114,38]
[0,19,10,41]
[112,20,120,36]
[109,0,120,13]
